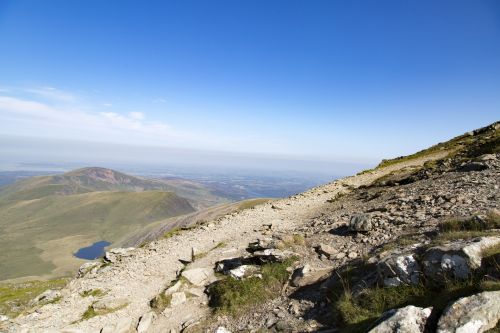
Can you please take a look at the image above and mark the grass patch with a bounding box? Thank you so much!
[330,260,500,333]
[434,230,498,243]
[79,302,128,321]
[163,227,184,239]
[432,212,500,243]
[80,289,105,298]
[278,234,306,250]
[0,278,68,318]
[81,304,97,320]
[150,293,172,313]
[208,258,296,315]
[213,241,227,249]
[439,213,500,233]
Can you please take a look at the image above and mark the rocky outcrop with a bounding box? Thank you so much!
[104,247,136,263]
[368,306,432,333]
[377,253,421,287]
[422,237,500,281]
[437,291,500,333]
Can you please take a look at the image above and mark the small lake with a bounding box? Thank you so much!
[74,241,111,260]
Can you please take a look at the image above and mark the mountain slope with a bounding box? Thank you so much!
[0,168,199,281]
[0,167,227,209]
[2,122,499,332]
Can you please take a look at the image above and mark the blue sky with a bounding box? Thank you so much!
[0,0,499,168]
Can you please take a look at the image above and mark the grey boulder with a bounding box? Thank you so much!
[437,290,500,333]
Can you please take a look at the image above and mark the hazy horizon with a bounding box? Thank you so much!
[1,1,499,175]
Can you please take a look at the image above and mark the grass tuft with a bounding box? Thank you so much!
[80,289,105,298]
[208,258,296,315]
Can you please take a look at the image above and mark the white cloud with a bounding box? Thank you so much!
[129,111,144,120]
[152,98,167,104]
[0,86,288,154]
[102,103,113,107]
[0,95,187,146]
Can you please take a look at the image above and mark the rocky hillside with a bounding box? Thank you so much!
[1,122,499,333]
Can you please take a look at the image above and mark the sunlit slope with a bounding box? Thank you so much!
[0,167,225,208]
[0,188,195,281]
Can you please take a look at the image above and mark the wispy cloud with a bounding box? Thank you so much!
[25,86,77,102]
[152,98,167,104]
[0,86,288,154]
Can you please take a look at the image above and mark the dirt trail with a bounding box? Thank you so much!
[8,152,448,333]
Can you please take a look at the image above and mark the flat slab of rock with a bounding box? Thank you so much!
[368,305,432,333]
[317,243,338,258]
[437,290,500,333]
[181,267,213,286]
[291,265,332,287]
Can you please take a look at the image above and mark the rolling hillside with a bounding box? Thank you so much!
[0,168,199,281]
[0,167,228,209]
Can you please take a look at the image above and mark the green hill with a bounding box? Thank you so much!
[0,168,198,281]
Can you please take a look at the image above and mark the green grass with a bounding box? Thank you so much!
[208,258,296,315]
[80,301,128,321]
[150,293,172,313]
[0,278,68,318]
[366,121,499,171]
[432,212,500,243]
[330,262,500,333]
[0,190,195,281]
[439,213,500,233]
[81,304,97,320]
[80,289,105,298]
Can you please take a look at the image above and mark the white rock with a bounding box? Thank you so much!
[170,292,187,307]
[437,290,500,333]
[165,280,182,295]
[368,305,432,333]
[136,311,155,333]
[104,247,135,263]
[215,327,232,333]
[228,265,260,279]
[378,253,420,287]
[422,237,500,281]
[181,267,213,286]
[0,314,8,322]
[186,287,204,298]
